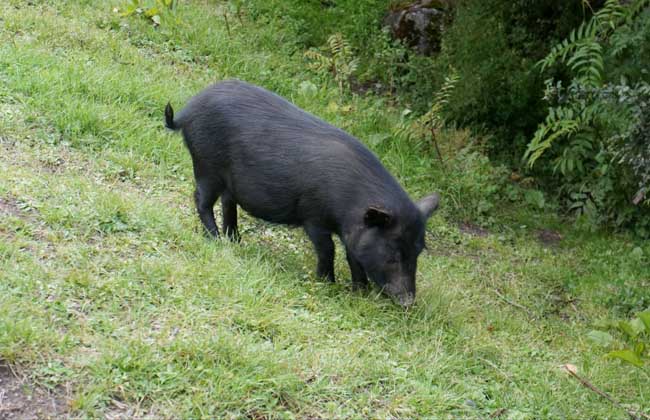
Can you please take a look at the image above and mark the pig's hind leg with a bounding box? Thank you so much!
[221,191,240,242]
[194,177,223,238]
[305,224,335,282]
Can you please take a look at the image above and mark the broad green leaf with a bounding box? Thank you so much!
[145,7,159,18]
[638,312,650,332]
[587,330,615,347]
[298,81,318,97]
[326,101,339,113]
[630,247,644,260]
[633,342,645,357]
[606,349,644,367]
[618,320,638,338]
[524,190,545,209]
[593,319,617,329]
[120,5,138,17]
[630,318,646,336]
[367,133,391,147]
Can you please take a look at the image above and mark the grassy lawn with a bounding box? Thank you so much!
[1,1,649,418]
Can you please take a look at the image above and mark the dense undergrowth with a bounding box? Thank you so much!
[245,0,650,236]
[0,0,649,418]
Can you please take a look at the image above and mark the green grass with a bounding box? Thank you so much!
[1,1,649,418]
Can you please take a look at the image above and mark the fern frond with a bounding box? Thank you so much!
[432,71,460,109]
[525,106,584,166]
[553,131,596,175]
[625,0,650,24]
[304,49,333,73]
[538,0,634,74]
[567,40,603,86]
[327,33,352,60]
[421,69,459,131]
[305,33,357,94]
[394,69,459,146]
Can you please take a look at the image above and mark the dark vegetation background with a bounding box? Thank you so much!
[245,0,650,236]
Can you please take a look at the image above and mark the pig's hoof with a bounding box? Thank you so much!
[202,229,220,239]
[351,281,370,291]
[315,274,335,283]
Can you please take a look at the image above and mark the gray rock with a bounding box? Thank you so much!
[383,0,454,56]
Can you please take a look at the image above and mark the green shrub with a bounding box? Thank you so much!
[588,311,650,368]
[525,0,650,235]
[242,0,584,162]
[428,0,586,162]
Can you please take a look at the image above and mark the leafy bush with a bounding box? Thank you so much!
[390,124,533,226]
[605,281,650,317]
[243,0,411,95]
[613,84,650,206]
[428,0,587,162]
[243,0,585,159]
[395,69,459,161]
[588,311,650,368]
[525,0,650,234]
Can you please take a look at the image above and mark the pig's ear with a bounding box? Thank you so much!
[416,193,440,220]
[364,207,392,228]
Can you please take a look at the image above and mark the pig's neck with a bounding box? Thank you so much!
[339,220,362,248]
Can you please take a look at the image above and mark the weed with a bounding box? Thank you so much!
[305,33,358,95]
[589,311,650,368]
[115,0,174,27]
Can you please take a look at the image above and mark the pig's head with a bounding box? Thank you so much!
[347,193,440,307]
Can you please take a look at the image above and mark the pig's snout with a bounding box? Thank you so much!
[382,282,415,308]
[395,292,415,308]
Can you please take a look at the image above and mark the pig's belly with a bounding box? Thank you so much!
[230,182,305,226]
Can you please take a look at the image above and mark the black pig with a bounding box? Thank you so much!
[165,80,439,306]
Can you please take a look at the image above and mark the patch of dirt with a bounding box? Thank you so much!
[536,228,562,247]
[0,194,52,248]
[102,396,164,419]
[0,196,22,218]
[349,76,394,97]
[104,399,141,420]
[424,230,485,261]
[458,221,489,237]
[0,363,69,420]
[38,156,66,174]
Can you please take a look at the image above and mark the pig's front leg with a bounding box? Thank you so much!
[346,249,368,290]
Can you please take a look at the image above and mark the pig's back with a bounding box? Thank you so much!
[177,80,409,227]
